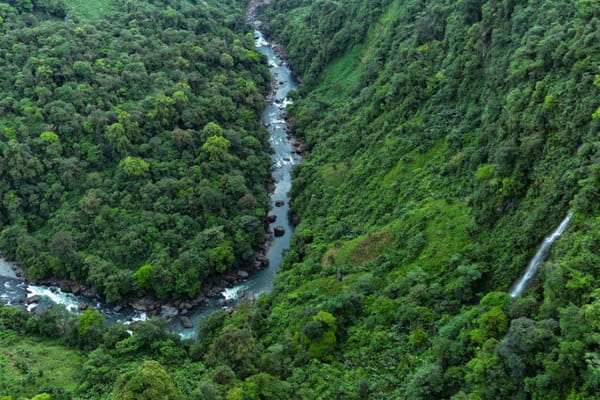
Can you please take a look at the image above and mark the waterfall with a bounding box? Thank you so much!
[509,212,573,297]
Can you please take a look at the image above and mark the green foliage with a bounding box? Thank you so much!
[0,332,84,398]
[120,156,150,177]
[134,264,154,291]
[0,0,272,301]
[76,309,105,350]
[112,360,182,400]
[202,135,232,162]
[1,0,600,399]
[250,0,600,398]
[39,131,59,143]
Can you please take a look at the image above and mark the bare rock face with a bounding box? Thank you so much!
[181,316,193,329]
[274,225,285,237]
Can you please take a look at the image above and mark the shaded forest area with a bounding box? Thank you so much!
[0,0,273,300]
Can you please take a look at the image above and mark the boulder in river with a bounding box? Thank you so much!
[275,200,285,207]
[180,316,193,329]
[72,283,83,295]
[160,305,179,320]
[78,302,88,312]
[256,255,269,268]
[237,290,245,299]
[274,225,285,237]
[132,298,155,311]
[26,295,41,304]
[267,215,277,223]
[238,270,249,278]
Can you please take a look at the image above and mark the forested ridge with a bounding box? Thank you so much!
[1,0,600,399]
[0,0,272,300]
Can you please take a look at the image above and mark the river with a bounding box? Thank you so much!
[0,19,300,340]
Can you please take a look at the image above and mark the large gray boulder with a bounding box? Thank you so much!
[181,316,193,329]
[274,226,285,237]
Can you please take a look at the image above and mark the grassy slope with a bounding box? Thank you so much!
[64,0,117,19]
[0,330,84,398]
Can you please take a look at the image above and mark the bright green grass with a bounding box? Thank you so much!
[314,44,366,103]
[319,161,351,186]
[407,199,473,273]
[321,198,472,272]
[0,331,84,398]
[64,0,117,19]
[322,227,393,267]
[313,0,406,104]
[381,138,443,187]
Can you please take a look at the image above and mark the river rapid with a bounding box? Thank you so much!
[0,18,300,340]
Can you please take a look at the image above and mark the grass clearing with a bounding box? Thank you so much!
[64,0,117,19]
[0,331,84,398]
[314,44,366,103]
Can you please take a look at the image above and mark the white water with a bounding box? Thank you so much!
[26,285,81,312]
[222,283,251,301]
[509,212,573,297]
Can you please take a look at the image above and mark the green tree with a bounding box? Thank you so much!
[202,135,231,162]
[135,264,155,291]
[120,156,150,177]
[112,360,182,400]
[77,309,106,349]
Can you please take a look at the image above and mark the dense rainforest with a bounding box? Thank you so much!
[0,0,272,300]
[1,0,600,399]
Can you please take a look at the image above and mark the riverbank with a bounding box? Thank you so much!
[0,256,24,280]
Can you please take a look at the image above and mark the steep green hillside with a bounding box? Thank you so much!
[236,0,599,398]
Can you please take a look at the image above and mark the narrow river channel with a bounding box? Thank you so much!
[0,18,300,340]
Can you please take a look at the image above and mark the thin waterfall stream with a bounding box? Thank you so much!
[509,212,573,297]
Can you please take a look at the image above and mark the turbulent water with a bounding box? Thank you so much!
[0,22,300,340]
[509,212,573,297]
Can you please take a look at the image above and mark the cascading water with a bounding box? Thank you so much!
[509,212,573,297]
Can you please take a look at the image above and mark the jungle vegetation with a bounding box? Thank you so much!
[0,0,272,301]
[1,0,599,399]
